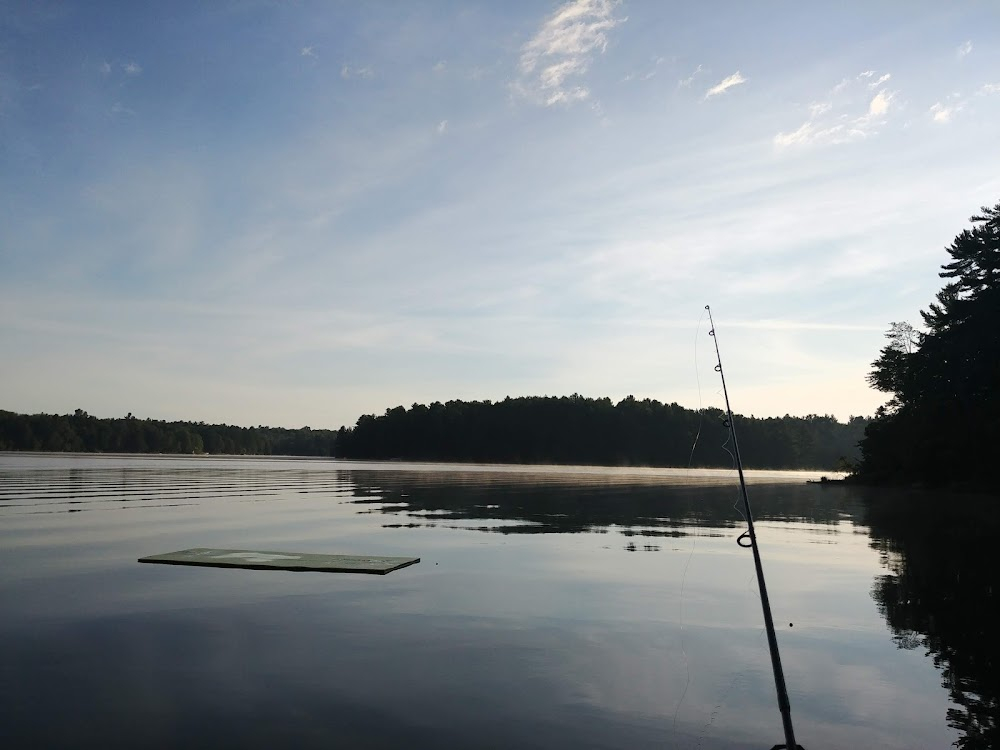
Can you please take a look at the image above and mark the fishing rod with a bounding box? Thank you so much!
[704,305,803,750]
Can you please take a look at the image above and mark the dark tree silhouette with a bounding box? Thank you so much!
[0,410,337,457]
[858,202,1000,487]
[335,395,865,470]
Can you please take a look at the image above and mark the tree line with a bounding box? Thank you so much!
[857,202,1000,488]
[2,401,865,470]
[0,409,337,456]
[335,395,867,470]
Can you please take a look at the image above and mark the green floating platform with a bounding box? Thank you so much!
[138,547,420,575]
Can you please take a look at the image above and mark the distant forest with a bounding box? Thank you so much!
[1,401,865,471]
[0,409,336,456]
[857,201,1000,488]
[335,395,866,471]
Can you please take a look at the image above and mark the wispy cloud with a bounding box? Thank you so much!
[433,60,447,73]
[99,61,111,75]
[300,46,316,58]
[622,55,665,82]
[775,71,895,147]
[514,0,625,107]
[678,64,702,88]
[123,61,142,76]
[809,101,832,117]
[928,83,998,123]
[645,56,665,79]
[867,73,891,89]
[110,101,135,116]
[929,102,955,123]
[341,64,374,80]
[957,40,973,59]
[704,71,746,99]
[436,119,448,135]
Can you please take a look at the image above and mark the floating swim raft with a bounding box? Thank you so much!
[138,547,420,575]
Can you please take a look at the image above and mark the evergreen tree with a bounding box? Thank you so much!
[858,202,1000,486]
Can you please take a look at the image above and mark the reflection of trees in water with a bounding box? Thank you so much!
[864,490,999,750]
[339,469,864,539]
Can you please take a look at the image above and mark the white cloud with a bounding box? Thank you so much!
[773,121,817,147]
[300,46,316,58]
[929,103,953,123]
[957,40,973,58]
[773,119,878,148]
[809,101,832,117]
[433,60,447,73]
[539,57,585,89]
[437,119,448,135]
[341,64,374,80]
[110,101,135,116]
[99,61,111,75]
[540,86,590,106]
[831,78,850,94]
[980,83,1000,94]
[704,71,746,99]
[123,61,142,76]
[515,0,625,107]
[678,64,703,87]
[775,72,895,148]
[867,73,891,89]
[868,90,892,116]
[929,90,971,123]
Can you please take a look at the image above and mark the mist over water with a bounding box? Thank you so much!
[0,454,980,749]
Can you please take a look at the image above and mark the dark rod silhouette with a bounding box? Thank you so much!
[705,305,803,750]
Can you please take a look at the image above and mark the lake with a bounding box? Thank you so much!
[0,453,993,749]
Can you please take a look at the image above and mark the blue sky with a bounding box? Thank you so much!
[2,1,999,429]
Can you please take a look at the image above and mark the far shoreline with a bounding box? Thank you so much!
[0,451,844,482]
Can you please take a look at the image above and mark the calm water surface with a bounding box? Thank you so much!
[0,453,988,749]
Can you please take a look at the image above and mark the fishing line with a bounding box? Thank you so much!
[719,410,768,628]
[671,308,707,740]
[686,307,708,468]
[672,305,797,748]
[695,671,747,750]
[720,438,756,599]
[681,313,751,750]
[674,309,751,746]
[704,305,803,750]
[703,326,761,611]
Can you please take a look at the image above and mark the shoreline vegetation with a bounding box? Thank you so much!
[335,395,865,470]
[0,399,865,472]
[852,202,1000,492]
[0,409,337,457]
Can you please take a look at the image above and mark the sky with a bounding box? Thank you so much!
[2,1,999,430]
